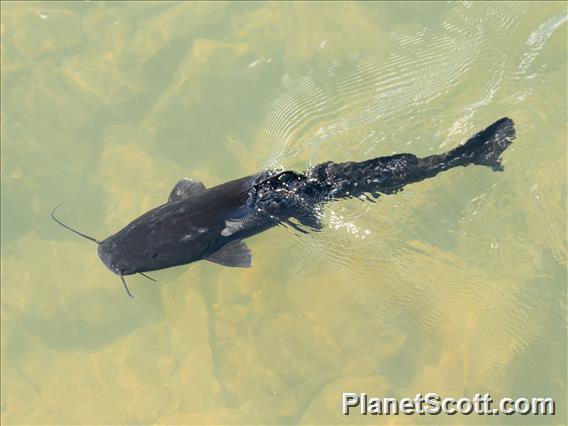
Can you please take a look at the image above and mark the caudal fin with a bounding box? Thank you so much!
[295,117,516,204]
[449,117,516,171]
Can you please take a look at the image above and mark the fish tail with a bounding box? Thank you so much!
[307,117,516,200]
[440,117,516,172]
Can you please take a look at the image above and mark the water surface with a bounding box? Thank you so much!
[1,1,566,425]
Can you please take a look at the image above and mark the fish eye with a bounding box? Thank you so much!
[145,250,158,259]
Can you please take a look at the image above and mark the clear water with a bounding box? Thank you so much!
[1,2,566,425]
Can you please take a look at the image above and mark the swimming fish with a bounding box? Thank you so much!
[53,117,515,297]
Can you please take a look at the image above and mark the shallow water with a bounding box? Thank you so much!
[1,2,566,425]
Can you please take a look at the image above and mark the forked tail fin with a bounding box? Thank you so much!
[249,118,516,226]
[305,117,516,201]
[446,117,516,171]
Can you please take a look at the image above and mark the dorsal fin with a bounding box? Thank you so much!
[168,178,206,202]
[206,240,252,268]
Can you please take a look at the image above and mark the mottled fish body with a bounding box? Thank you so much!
[54,118,516,297]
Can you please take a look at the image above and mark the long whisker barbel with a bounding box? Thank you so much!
[51,203,100,244]
[119,273,135,298]
[52,204,152,298]
[138,272,156,282]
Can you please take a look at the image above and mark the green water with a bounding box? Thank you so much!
[1,2,566,425]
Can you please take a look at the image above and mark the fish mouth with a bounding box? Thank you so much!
[97,244,131,275]
[95,238,156,299]
[97,244,115,272]
[97,244,135,298]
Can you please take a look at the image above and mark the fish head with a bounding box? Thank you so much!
[97,205,211,276]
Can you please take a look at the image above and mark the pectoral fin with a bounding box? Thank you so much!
[168,178,206,202]
[206,240,252,268]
